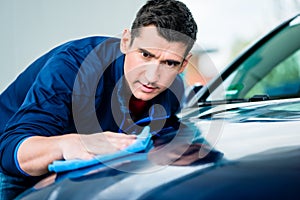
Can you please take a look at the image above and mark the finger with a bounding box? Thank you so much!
[107,137,136,148]
[101,134,137,145]
[80,152,96,160]
[103,132,137,139]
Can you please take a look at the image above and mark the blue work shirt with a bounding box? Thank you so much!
[0,36,184,177]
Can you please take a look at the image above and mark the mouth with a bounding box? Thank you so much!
[139,82,159,93]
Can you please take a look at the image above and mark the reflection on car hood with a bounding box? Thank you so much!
[182,98,300,161]
[141,146,300,200]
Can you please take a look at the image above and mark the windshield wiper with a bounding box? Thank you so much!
[248,94,270,102]
[197,99,247,107]
[180,95,272,119]
[197,94,270,107]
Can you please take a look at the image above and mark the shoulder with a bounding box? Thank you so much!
[42,36,121,63]
[61,36,121,54]
[36,36,121,78]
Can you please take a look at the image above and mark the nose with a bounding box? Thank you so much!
[144,62,160,84]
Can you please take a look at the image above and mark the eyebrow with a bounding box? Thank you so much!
[138,48,183,65]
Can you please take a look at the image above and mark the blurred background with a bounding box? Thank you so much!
[1,0,300,92]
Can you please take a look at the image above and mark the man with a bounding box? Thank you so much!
[0,0,197,198]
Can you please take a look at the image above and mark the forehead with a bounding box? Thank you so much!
[131,26,187,58]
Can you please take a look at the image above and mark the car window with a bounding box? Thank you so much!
[207,21,300,101]
[246,49,300,98]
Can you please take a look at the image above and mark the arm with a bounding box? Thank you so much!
[1,44,134,177]
[0,53,132,177]
[17,132,136,176]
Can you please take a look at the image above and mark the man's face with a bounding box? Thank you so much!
[121,25,191,101]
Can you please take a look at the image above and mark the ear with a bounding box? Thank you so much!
[178,53,192,73]
[120,29,131,54]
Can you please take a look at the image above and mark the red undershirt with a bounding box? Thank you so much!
[129,95,149,120]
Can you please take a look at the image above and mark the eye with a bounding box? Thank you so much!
[164,60,180,68]
[138,49,154,59]
[166,61,176,67]
[141,51,151,58]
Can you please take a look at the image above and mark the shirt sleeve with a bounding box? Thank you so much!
[0,54,78,177]
[0,37,116,177]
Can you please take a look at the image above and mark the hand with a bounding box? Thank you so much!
[59,132,137,160]
[17,132,136,176]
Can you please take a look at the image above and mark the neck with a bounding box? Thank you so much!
[129,95,150,121]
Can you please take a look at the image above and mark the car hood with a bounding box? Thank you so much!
[179,98,300,160]
[18,98,300,199]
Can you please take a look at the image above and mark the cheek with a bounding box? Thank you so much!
[124,54,143,76]
[159,72,179,88]
[124,58,145,89]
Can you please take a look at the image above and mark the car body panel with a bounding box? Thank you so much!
[19,99,300,200]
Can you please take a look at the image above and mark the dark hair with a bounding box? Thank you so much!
[131,0,198,55]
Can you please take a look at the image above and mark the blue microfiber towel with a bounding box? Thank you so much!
[48,126,152,173]
[55,152,149,181]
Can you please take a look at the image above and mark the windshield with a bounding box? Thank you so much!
[207,19,300,102]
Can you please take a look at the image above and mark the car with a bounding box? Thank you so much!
[17,14,300,199]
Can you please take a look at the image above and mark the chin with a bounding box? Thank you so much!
[133,92,158,101]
